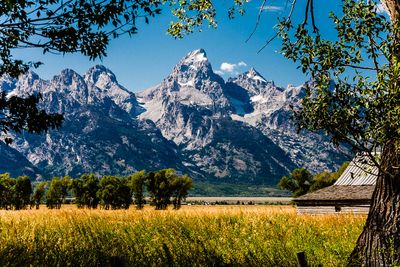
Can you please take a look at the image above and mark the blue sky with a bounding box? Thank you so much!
[13,1,356,92]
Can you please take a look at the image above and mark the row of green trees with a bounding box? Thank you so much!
[278,161,350,197]
[0,169,192,210]
[0,174,33,210]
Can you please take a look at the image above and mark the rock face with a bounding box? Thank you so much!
[0,142,42,179]
[3,67,185,179]
[0,49,349,185]
[226,70,348,172]
[138,49,296,184]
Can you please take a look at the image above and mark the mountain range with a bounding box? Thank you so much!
[0,49,349,186]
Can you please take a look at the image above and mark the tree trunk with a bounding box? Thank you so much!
[380,0,400,23]
[346,1,400,265]
[348,141,400,266]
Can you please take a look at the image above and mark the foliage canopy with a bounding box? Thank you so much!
[278,161,350,196]
[279,0,394,164]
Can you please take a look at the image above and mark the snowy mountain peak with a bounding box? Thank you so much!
[182,49,208,64]
[82,65,140,115]
[51,69,87,93]
[13,70,43,95]
[161,49,224,99]
[60,68,81,78]
[20,70,40,82]
[0,53,349,183]
[84,65,117,86]
[246,68,268,83]
[172,49,213,76]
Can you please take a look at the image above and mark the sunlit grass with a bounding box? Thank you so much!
[0,205,365,266]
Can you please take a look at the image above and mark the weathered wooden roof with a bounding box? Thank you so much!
[334,154,378,186]
[294,185,374,204]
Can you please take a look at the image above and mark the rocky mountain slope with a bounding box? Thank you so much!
[138,49,296,184]
[138,49,348,178]
[0,142,42,178]
[2,67,186,179]
[0,49,349,185]
[226,69,348,171]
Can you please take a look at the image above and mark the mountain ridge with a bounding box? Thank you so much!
[0,49,349,185]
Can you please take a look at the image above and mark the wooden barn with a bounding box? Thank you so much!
[294,155,377,214]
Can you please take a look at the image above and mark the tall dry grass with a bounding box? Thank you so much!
[0,205,365,266]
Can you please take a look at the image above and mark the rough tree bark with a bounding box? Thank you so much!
[381,0,400,23]
[347,1,400,265]
[348,141,400,266]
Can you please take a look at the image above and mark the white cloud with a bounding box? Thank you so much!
[262,5,283,12]
[220,62,237,73]
[217,61,247,76]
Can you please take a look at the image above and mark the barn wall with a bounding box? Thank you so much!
[340,205,370,214]
[297,205,370,215]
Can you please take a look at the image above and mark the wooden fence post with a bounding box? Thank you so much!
[110,256,129,267]
[297,251,308,267]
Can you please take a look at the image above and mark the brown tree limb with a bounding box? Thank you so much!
[257,0,297,53]
[245,0,267,43]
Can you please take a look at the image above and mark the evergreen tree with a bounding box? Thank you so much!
[71,178,85,208]
[146,169,193,210]
[146,169,174,210]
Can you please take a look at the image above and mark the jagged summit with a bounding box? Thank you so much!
[140,48,228,114]
[181,49,208,64]
[51,68,87,92]
[20,70,40,82]
[245,68,268,83]
[138,48,228,124]
[82,65,140,115]
[172,49,213,75]
[0,70,40,94]
[84,65,118,86]
[60,68,80,77]
[0,49,349,183]
[227,68,279,99]
[56,69,85,86]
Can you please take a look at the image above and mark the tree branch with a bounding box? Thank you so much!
[310,0,318,33]
[0,30,47,48]
[257,0,297,53]
[302,0,310,27]
[245,0,267,43]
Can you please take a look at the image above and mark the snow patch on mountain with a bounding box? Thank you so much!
[182,49,208,65]
[84,65,142,115]
[227,70,348,173]
[246,68,267,83]
[1,48,349,182]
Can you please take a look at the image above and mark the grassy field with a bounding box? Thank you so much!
[0,205,365,266]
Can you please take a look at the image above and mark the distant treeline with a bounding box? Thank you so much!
[278,161,350,197]
[0,169,192,210]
